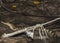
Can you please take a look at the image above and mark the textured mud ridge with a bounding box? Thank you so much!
[0,0,60,43]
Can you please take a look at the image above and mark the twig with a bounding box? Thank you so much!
[1,21,17,31]
[42,17,60,25]
[1,24,41,38]
[1,17,60,38]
